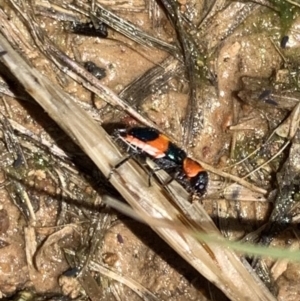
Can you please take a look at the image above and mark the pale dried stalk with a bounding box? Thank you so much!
[0,34,276,301]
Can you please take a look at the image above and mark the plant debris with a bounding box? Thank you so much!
[1,1,300,301]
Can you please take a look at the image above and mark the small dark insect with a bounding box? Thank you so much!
[258,89,272,100]
[258,90,278,106]
[280,35,289,49]
[117,233,124,243]
[63,267,81,277]
[13,153,25,168]
[84,61,106,80]
[71,21,108,38]
[118,127,208,195]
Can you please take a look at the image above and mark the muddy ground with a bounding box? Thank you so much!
[0,1,300,301]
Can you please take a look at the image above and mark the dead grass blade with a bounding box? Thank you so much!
[89,260,159,301]
[159,0,202,145]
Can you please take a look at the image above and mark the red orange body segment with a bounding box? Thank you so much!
[124,134,168,158]
[183,157,205,178]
